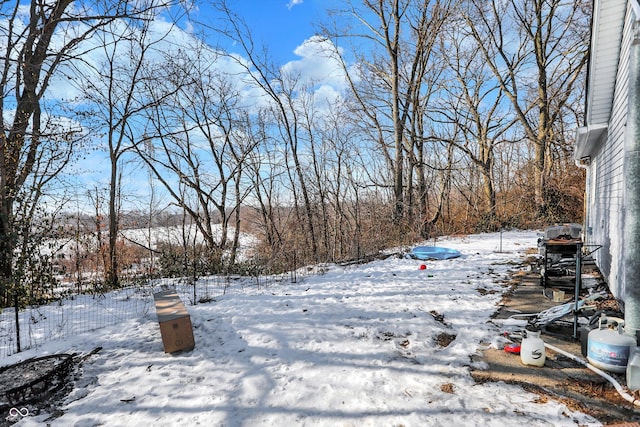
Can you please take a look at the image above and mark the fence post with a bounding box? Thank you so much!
[14,290,21,353]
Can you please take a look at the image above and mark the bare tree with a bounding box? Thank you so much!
[461,0,589,218]
[434,19,518,228]
[207,0,322,261]
[88,186,107,282]
[76,7,182,288]
[244,112,286,259]
[322,0,456,228]
[0,0,171,307]
[134,42,257,272]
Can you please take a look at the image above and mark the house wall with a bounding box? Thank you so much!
[586,2,638,300]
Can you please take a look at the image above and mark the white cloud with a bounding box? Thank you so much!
[312,84,342,107]
[287,0,304,10]
[282,36,349,90]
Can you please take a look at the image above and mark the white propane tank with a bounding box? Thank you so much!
[627,346,640,391]
[587,316,636,374]
[521,328,546,367]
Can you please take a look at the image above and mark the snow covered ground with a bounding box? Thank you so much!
[4,230,601,426]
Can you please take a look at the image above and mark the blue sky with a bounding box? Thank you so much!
[53,0,350,212]
[207,0,328,64]
[25,0,349,212]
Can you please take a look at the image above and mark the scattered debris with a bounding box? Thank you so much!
[477,288,499,296]
[440,383,455,394]
[429,310,446,324]
[435,332,456,348]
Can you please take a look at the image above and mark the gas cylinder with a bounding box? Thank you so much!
[587,316,636,374]
[520,327,546,367]
[627,346,640,391]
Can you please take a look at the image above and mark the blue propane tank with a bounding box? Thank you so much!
[587,316,636,374]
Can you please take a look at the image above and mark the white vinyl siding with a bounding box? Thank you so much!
[588,2,638,299]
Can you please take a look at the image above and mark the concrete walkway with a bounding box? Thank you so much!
[471,261,640,425]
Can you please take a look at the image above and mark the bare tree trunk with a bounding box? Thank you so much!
[0,0,72,303]
[463,0,588,219]
[106,166,121,288]
[389,0,404,221]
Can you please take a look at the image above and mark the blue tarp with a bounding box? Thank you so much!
[411,246,462,260]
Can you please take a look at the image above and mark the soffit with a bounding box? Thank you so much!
[586,0,628,126]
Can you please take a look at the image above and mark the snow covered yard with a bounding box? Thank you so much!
[5,231,600,426]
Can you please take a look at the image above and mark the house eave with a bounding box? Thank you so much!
[574,124,609,164]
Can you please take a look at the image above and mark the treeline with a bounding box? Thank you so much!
[0,0,588,307]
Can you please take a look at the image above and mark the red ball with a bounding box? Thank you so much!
[419,264,427,270]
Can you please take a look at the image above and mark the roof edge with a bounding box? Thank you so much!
[574,124,609,162]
